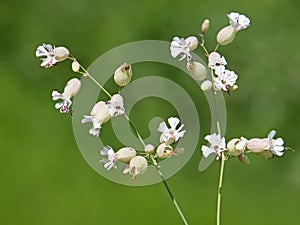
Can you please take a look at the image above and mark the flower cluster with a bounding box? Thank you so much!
[99,117,185,180]
[202,130,287,162]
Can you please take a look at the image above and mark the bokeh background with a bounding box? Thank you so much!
[1,0,299,224]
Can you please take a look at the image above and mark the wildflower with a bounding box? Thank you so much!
[115,147,136,163]
[100,146,117,170]
[187,61,207,81]
[114,63,132,86]
[122,156,148,180]
[247,138,269,153]
[52,78,81,113]
[214,69,238,92]
[81,101,111,136]
[107,94,125,117]
[208,52,227,69]
[227,137,247,156]
[268,130,285,156]
[201,133,226,160]
[157,117,185,144]
[170,36,198,61]
[156,143,174,158]
[35,44,69,68]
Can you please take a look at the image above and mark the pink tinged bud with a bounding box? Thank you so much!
[187,61,207,81]
[157,143,174,158]
[72,60,80,72]
[216,25,237,46]
[144,144,155,154]
[115,147,137,163]
[201,19,210,34]
[200,80,212,91]
[63,78,81,99]
[54,46,70,62]
[114,63,133,87]
[122,156,148,180]
[185,36,198,51]
[247,138,269,153]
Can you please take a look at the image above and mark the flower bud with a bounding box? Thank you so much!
[144,144,154,154]
[72,59,80,72]
[122,156,148,180]
[201,19,210,34]
[227,138,247,156]
[115,147,136,163]
[54,46,70,62]
[157,143,174,158]
[247,138,269,153]
[216,25,237,46]
[200,80,212,91]
[114,63,132,86]
[63,78,81,99]
[187,61,207,81]
[185,36,198,51]
[91,101,111,123]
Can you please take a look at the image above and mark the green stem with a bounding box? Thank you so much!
[217,152,225,225]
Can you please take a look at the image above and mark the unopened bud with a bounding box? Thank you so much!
[54,46,70,62]
[144,144,154,154]
[63,78,81,98]
[72,59,80,72]
[115,147,137,163]
[187,61,207,81]
[247,138,269,153]
[185,36,198,51]
[157,143,174,158]
[114,63,133,87]
[201,19,210,34]
[200,80,212,91]
[91,101,111,123]
[216,25,237,46]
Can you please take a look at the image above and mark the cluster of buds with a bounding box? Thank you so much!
[201,130,289,163]
[99,117,186,180]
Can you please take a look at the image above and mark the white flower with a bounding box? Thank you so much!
[268,130,285,156]
[156,143,174,158]
[52,78,81,113]
[81,101,111,136]
[107,94,125,117]
[157,117,185,144]
[113,63,133,87]
[228,12,250,31]
[100,146,117,170]
[170,36,196,61]
[214,69,238,92]
[208,52,227,69]
[201,133,226,160]
[115,147,136,163]
[35,44,69,68]
[122,156,148,180]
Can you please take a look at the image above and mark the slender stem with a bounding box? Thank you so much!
[199,34,210,56]
[214,44,220,52]
[124,113,146,147]
[217,152,226,225]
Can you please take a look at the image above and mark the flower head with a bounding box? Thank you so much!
[268,130,285,156]
[201,133,226,160]
[52,78,81,113]
[107,94,125,117]
[158,117,185,144]
[208,52,227,69]
[170,36,197,61]
[100,146,117,170]
[228,12,250,31]
[35,44,69,68]
[81,101,111,136]
[214,69,238,92]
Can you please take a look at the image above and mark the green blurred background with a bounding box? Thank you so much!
[1,0,300,224]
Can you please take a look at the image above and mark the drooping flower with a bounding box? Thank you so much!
[52,78,81,113]
[170,36,198,61]
[268,130,285,156]
[228,12,250,31]
[214,69,238,92]
[201,133,226,160]
[227,137,248,156]
[208,52,227,69]
[122,156,148,180]
[100,146,117,170]
[157,117,186,144]
[107,94,125,117]
[35,44,69,68]
[114,63,132,87]
[81,101,111,136]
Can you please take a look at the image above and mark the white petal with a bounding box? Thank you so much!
[55,102,64,109]
[157,122,169,133]
[168,117,180,130]
[201,146,215,158]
